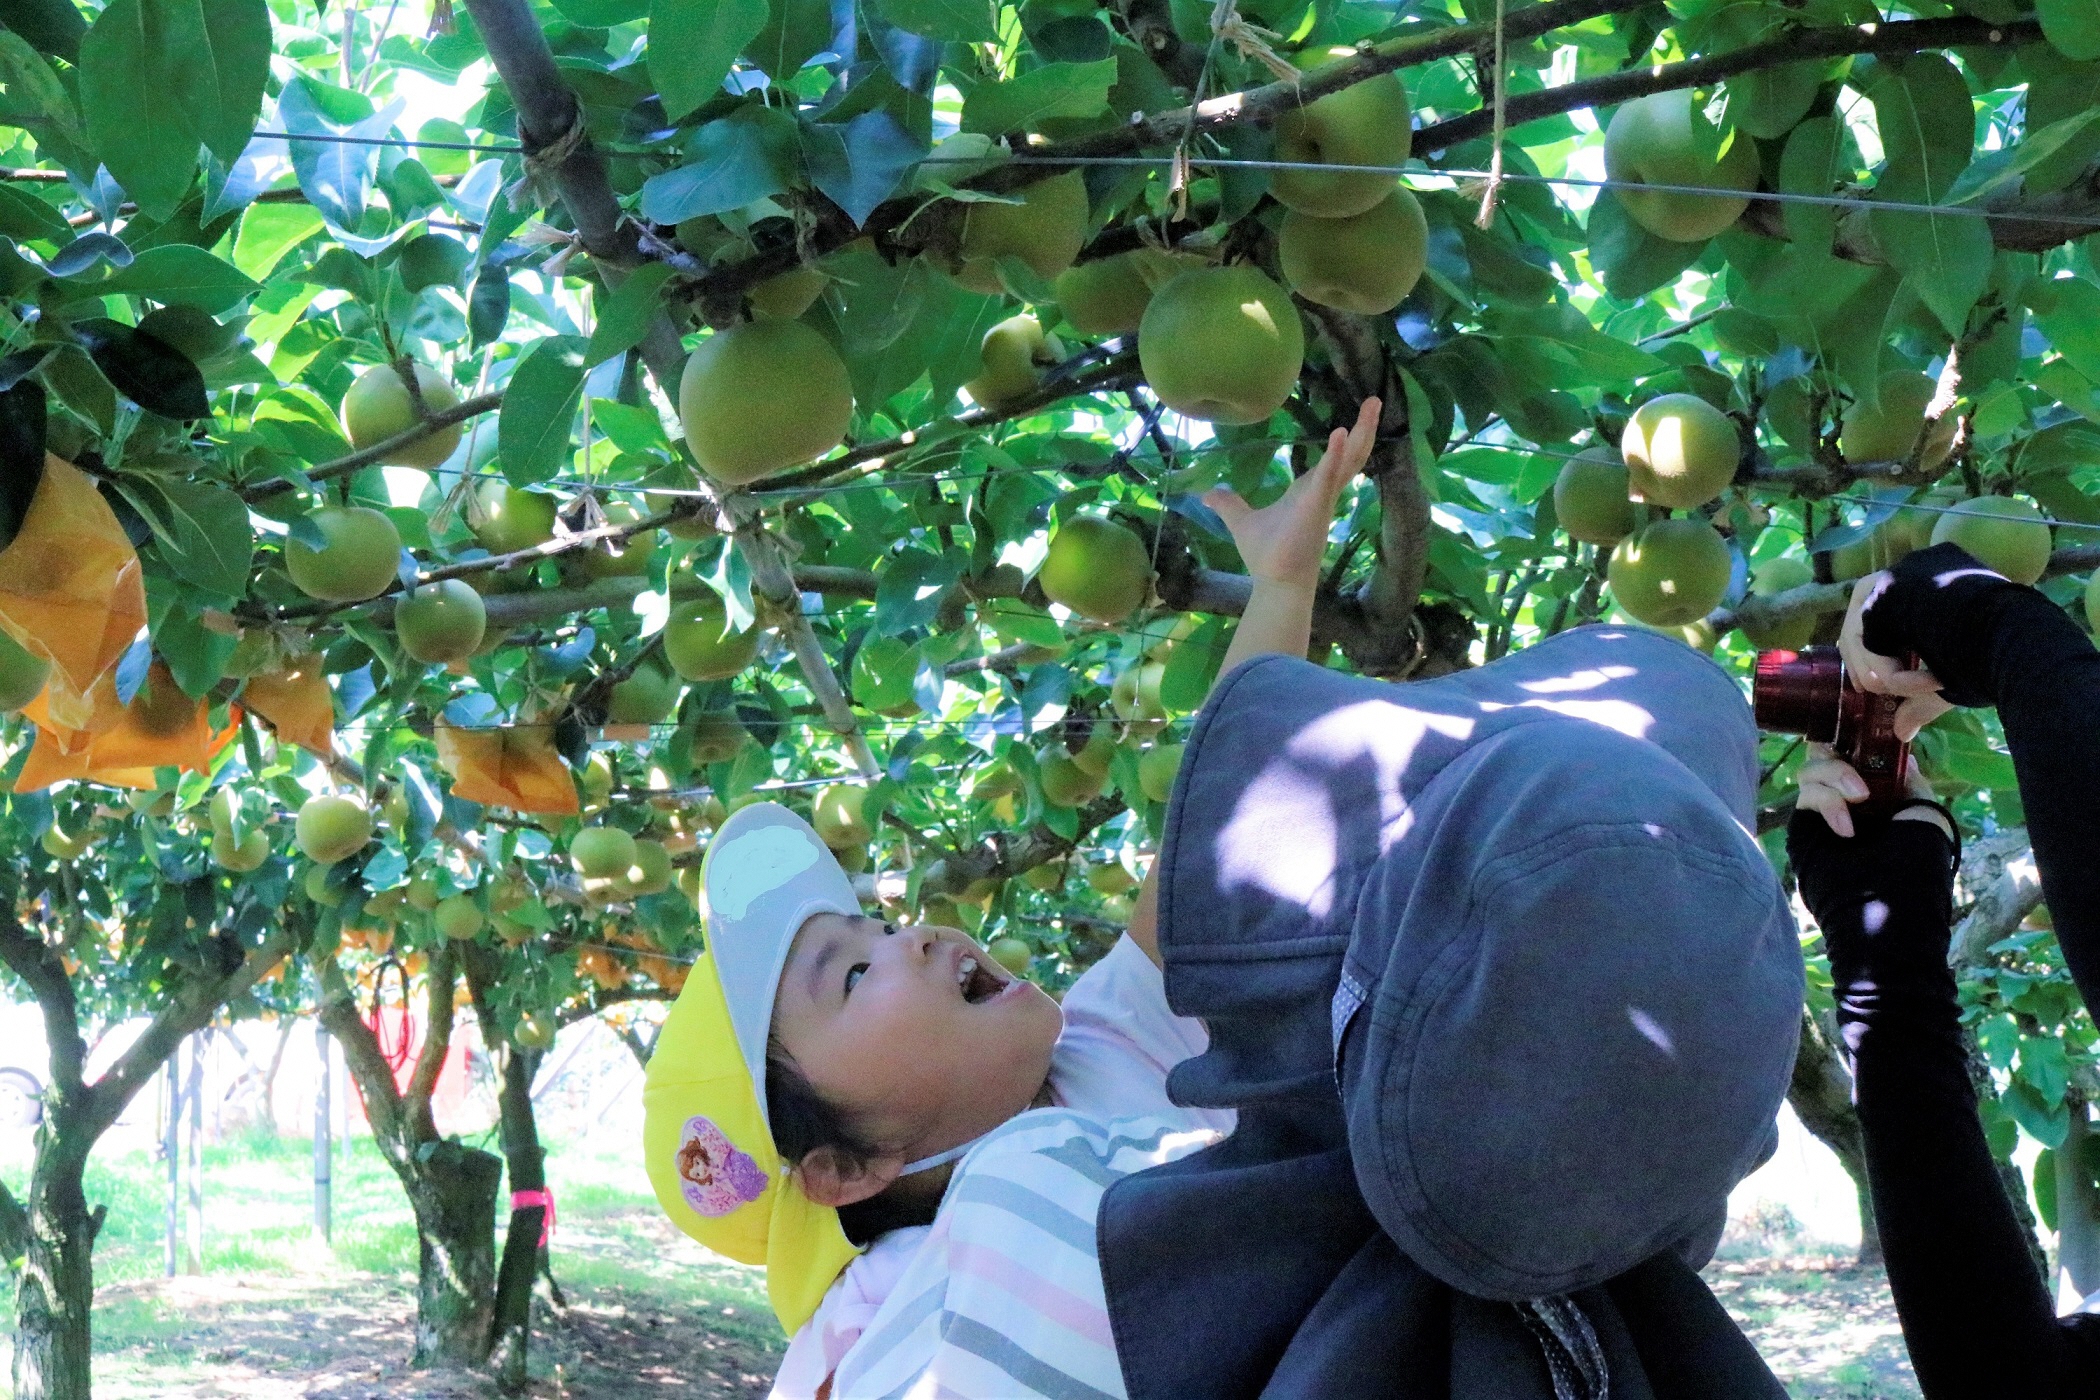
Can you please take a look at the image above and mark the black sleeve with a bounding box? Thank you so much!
[1860,541,2100,1016]
[1787,807,2100,1399]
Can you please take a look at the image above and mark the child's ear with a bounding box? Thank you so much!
[794,1147,903,1208]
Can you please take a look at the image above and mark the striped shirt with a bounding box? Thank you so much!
[772,937,1232,1399]
[823,1110,1221,1398]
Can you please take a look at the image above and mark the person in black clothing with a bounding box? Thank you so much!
[1787,539,2100,1399]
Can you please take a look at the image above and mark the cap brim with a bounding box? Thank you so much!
[700,801,863,1130]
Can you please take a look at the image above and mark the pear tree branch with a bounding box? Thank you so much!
[1411,17,2039,154]
[241,392,505,503]
[685,0,1643,302]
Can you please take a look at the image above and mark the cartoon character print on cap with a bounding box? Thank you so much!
[675,1114,769,1217]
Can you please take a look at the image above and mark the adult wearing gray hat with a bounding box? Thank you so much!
[1101,619,1803,1398]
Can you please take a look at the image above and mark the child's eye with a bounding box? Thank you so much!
[844,963,869,996]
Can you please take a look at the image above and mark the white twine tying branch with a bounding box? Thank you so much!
[505,105,590,214]
[1474,0,1509,230]
[1208,0,1304,83]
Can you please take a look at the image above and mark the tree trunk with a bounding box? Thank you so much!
[317,944,503,1370]
[461,943,548,1392]
[2056,1106,2100,1306]
[1784,1010,1883,1266]
[0,911,294,1400]
[9,1131,97,1400]
[406,1141,504,1368]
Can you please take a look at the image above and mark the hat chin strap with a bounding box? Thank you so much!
[899,1133,986,1177]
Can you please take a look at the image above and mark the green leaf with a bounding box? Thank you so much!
[120,476,254,599]
[498,334,589,487]
[2037,1147,2061,1231]
[1872,205,1992,338]
[0,185,69,243]
[743,0,832,77]
[77,0,205,220]
[2040,0,2100,60]
[232,204,324,282]
[2021,50,2100,194]
[649,0,771,123]
[1943,107,2100,206]
[587,263,675,368]
[0,29,88,163]
[550,0,650,24]
[87,245,261,314]
[1585,189,1703,301]
[801,110,927,227]
[1159,616,1227,710]
[396,233,471,294]
[961,60,1117,136]
[0,0,87,62]
[2019,1035,2072,1108]
[878,0,996,42]
[2006,1077,2071,1148]
[639,106,801,223]
[146,588,236,697]
[873,547,957,636]
[253,385,352,463]
[1861,57,1985,337]
[2036,278,2100,381]
[1868,55,1975,205]
[193,0,271,163]
[2035,358,2100,424]
[276,77,397,233]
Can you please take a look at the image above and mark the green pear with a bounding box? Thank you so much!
[1602,90,1758,243]
[1622,393,1740,510]
[1607,517,1734,627]
[1038,517,1152,624]
[965,314,1051,408]
[679,320,853,484]
[1553,446,1638,546]
[1930,496,2053,585]
[1139,266,1304,425]
[1277,188,1428,315]
[1738,555,1817,651]
[1271,61,1412,218]
[1841,370,1956,473]
[948,171,1089,294]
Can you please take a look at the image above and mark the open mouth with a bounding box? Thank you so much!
[955,951,1009,1004]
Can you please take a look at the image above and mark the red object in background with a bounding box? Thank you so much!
[347,959,473,1131]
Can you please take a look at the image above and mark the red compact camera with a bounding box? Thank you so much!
[1752,646,1913,807]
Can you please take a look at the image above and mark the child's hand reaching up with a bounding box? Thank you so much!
[1203,398,1382,589]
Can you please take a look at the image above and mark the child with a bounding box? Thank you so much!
[644,401,1384,1397]
[645,394,1803,1399]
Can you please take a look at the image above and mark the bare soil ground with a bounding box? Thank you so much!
[1706,1254,1919,1399]
[67,1248,1920,1400]
[87,1272,782,1399]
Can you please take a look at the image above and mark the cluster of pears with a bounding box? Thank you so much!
[1554,392,1741,628]
[209,787,273,872]
[281,361,467,608]
[569,823,676,903]
[1272,61,1426,319]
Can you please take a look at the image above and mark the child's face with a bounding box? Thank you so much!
[770,914,1062,1164]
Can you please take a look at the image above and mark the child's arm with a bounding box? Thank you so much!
[1128,398,1382,964]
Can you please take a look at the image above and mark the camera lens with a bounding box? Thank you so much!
[1752,647,1845,743]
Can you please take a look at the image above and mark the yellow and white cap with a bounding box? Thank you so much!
[642,801,863,1333]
